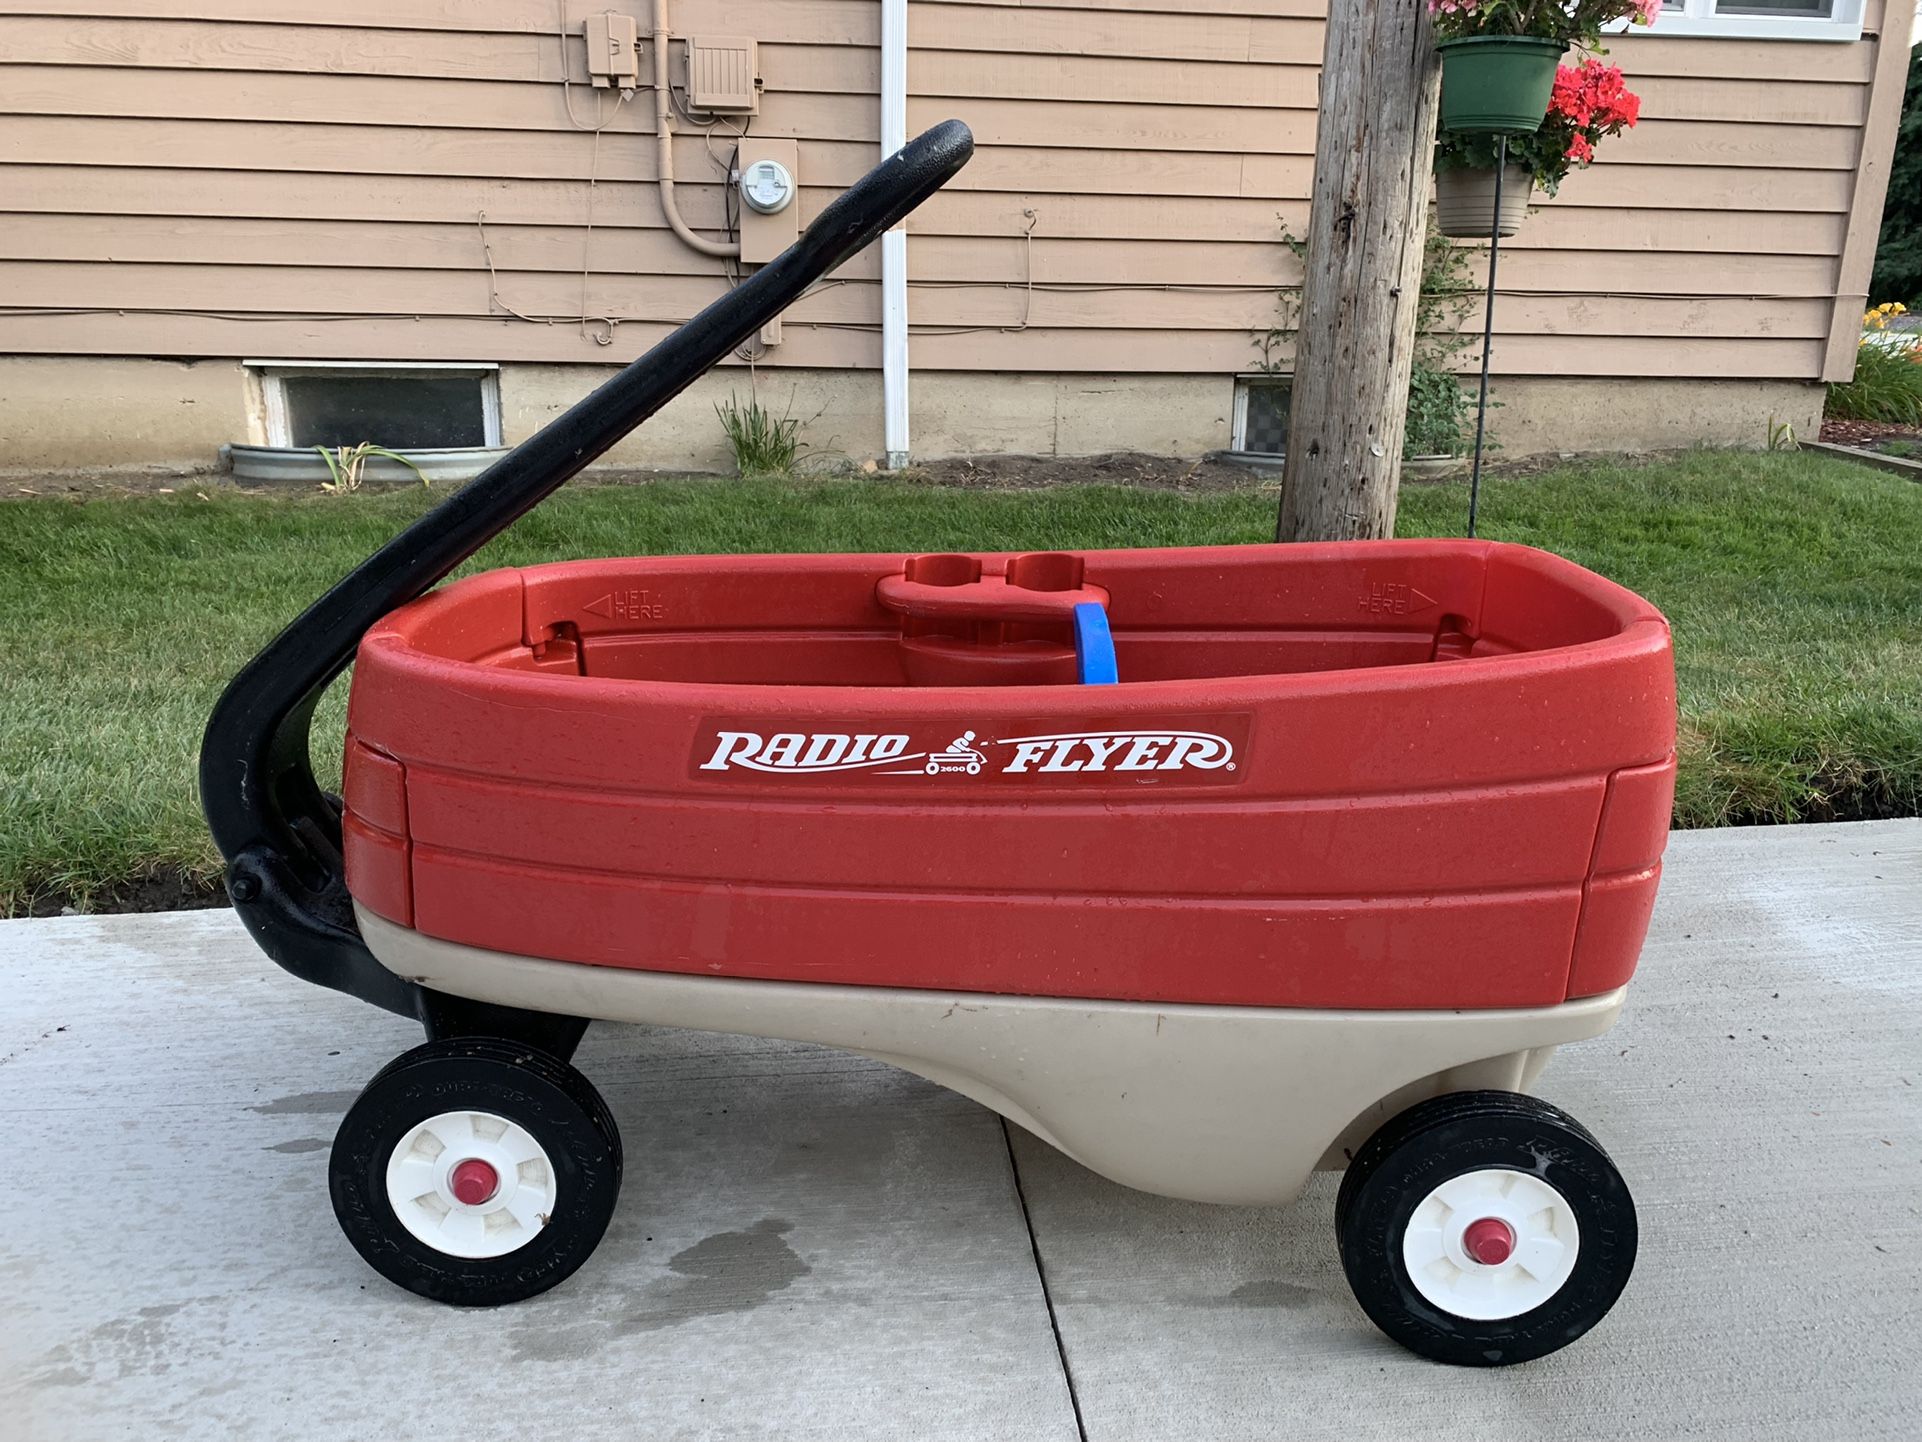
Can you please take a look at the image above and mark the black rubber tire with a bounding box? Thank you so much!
[329,1037,623,1307]
[1335,1090,1636,1367]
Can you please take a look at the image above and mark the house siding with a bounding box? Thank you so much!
[0,0,1911,462]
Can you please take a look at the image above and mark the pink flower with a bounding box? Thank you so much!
[1632,0,1661,25]
[1550,59,1640,133]
[1566,135,1595,164]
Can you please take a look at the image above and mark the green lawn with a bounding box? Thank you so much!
[4,450,1919,913]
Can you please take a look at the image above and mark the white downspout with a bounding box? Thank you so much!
[881,0,910,468]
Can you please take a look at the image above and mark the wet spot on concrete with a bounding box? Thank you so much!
[248,1090,357,1116]
[617,1219,810,1335]
[263,1137,329,1154]
[30,1301,190,1386]
[668,1219,807,1289]
[506,1220,812,1361]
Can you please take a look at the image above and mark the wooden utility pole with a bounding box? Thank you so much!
[1278,2,1441,542]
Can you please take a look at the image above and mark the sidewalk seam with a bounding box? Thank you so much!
[1001,1115,1089,1442]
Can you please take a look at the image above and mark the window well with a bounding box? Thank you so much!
[1233,377,1290,456]
[250,363,502,450]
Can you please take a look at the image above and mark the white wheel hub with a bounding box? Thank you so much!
[384,1110,557,1259]
[1401,1167,1580,1321]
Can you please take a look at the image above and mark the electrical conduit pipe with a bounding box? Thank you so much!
[652,0,739,259]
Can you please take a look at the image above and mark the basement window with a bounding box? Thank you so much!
[250,362,502,450]
[1630,0,1863,40]
[1233,378,1290,456]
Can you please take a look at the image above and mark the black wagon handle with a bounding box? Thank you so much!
[199,120,975,1019]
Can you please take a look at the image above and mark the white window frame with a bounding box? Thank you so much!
[1231,375,1290,455]
[1613,0,1864,42]
[245,360,502,448]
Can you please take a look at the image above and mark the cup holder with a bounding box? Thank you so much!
[1005,552,1084,593]
[903,553,981,587]
[881,552,1103,685]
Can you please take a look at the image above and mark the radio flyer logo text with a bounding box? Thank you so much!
[699,727,1237,778]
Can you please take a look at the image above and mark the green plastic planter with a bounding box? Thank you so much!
[1436,35,1564,135]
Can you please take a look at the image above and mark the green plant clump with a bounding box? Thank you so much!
[314,442,430,493]
[1826,339,1922,426]
[1403,225,1478,459]
[716,393,806,478]
[1404,364,1476,459]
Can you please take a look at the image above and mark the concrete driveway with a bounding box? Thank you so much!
[3,821,1918,1441]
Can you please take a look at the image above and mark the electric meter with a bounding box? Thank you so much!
[739,159,796,215]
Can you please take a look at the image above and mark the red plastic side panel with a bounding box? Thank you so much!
[1591,756,1678,877]
[1566,755,1677,998]
[341,737,411,927]
[1567,864,1661,999]
[343,736,408,835]
[403,770,1605,898]
[408,846,1585,1009]
[343,815,412,927]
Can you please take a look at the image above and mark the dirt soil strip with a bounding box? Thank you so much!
[28,869,228,919]
[1819,418,1922,448]
[5,453,1279,501]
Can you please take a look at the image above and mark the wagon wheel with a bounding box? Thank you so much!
[1334,1090,1636,1366]
[329,1037,622,1306]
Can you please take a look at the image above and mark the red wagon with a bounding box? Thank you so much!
[203,123,1676,1367]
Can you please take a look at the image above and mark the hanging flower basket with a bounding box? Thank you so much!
[1436,36,1564,135]
[1425,0,1662,133]
[1432,59,1645,236]
[1434,163,1533,238]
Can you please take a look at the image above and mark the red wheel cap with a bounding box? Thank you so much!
[1462,1217,1516,1266]
[450,1158,499,1206]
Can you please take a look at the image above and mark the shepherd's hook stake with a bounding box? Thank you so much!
[1467,134,1506,539]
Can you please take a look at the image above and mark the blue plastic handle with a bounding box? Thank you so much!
[1072,601,1118,685]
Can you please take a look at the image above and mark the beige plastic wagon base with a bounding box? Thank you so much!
[359,906,1625,1207]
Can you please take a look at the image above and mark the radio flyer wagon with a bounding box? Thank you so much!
[202,122,1676,1367]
